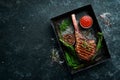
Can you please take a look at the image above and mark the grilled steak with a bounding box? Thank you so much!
[71,14,96,61]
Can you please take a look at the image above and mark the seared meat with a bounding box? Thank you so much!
[71,14,96,61]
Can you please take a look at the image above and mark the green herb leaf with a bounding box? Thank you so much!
[96,32,103,52]
[65,51,80,68]
[92,32,103,60]
[59,19,71,32]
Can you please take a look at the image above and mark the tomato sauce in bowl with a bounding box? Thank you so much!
[80,15,93,29]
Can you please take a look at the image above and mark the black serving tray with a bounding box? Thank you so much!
[50,4,110,75]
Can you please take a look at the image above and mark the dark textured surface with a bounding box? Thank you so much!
[0,0,120,80]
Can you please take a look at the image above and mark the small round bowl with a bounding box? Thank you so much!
[80,15,93,29]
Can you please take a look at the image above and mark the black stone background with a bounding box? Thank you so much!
[0,0,120,80]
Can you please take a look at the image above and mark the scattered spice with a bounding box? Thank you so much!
[99,12,112,26]
[81,40,91,51]
[50,48,64,64]
[85,29,92,36]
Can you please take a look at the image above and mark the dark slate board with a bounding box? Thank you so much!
[0,0,120,80]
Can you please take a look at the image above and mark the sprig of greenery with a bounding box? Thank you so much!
[92,32,103,60]
[59,19,71,32]
[65,51,80,69]
[96,32,103,52]
[60,39,84,69]
[59,39,75,54]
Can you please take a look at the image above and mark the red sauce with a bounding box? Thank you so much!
[80,15,93,29]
